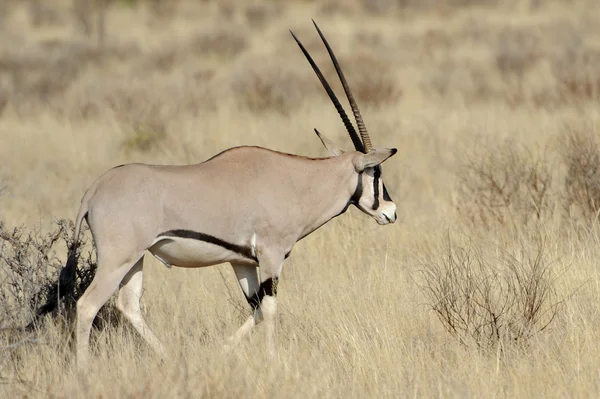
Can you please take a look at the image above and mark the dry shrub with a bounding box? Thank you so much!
[142,46,182,73]
[244,3,283,29]
[456,139,553,229]
[317,0,357,16]
[230,62,313,115]
[361,0,396,14]
[360,0,501,13]
[108,88,170,153]
[146,0,179,17]
[72,0,108,45]
[495,29,541,83]
[427,62,498,103]
[0,220,116,332]
[66,75,215,136]
[28,0,63,27]
[321,52,402,108]
[418,236,563,350]
[0,88,8,118]
[121,121,168,153]
[553,46,600,102]
[559,127,600,224]
[63,82,173,151]
[0,40,140,110]
[190,26,248,59]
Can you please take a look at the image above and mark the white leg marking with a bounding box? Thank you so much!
[116,259,166,360]
[261,295,278,359]
[226,264,261,350]
[256,250,283,359]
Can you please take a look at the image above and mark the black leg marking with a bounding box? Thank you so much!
[158,229,258,263]
[246,277,279,310]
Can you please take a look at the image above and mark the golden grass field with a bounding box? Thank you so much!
[2,0,600,397]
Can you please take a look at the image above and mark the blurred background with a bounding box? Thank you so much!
[2,2,600,396]
[1,0,598,228]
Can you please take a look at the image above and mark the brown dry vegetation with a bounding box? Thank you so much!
[2,0,600,397]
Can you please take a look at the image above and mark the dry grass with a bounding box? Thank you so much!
[456,138,554,229]
[2,0,600,397]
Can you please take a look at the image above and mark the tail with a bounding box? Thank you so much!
[72,200,88,250]
[33,201,89,321]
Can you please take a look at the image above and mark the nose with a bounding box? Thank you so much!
[384,211,397,224]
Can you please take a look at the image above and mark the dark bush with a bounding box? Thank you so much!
[0,219,118,332]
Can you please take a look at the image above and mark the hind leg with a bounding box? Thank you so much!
[76,253,144,369]
[115,258,165,359]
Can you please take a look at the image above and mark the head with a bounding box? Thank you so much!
[317,130,398,225]
[292,21,398,225]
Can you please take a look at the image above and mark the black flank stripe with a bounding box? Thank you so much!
[372,166,381,210]
[158,229,258,263]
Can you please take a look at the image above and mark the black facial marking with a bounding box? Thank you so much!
[246,277,279,310]
[350,171,363,205]
[372,166,381,210]
[383,184,392,201]
[157,229,258,263]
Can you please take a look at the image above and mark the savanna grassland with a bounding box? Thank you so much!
[2,0,600,397]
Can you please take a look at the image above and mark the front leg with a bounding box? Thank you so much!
[256,264,280,359]
[229,251,283,357]
[227,263,261,349]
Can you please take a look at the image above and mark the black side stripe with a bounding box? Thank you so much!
[372,166,381,210]
[247,277,279,310]
[157,229,258,263]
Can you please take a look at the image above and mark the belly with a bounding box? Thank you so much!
[148,236,257,268]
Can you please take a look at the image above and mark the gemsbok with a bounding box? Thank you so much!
[70,20,398,367]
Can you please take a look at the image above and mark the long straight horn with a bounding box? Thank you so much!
[312,20,372,153]
[290,30,365,153]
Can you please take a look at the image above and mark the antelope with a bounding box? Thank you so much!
[70,21,398,367]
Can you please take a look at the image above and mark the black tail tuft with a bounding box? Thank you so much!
[32,240,80,325]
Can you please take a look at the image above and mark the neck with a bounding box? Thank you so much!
[295,154,360,241]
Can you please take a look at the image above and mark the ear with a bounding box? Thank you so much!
[314,129,344,156]
[353,148,398,172]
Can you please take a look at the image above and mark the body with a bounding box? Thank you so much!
[71,21,399,367]
[80,146,361,270]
